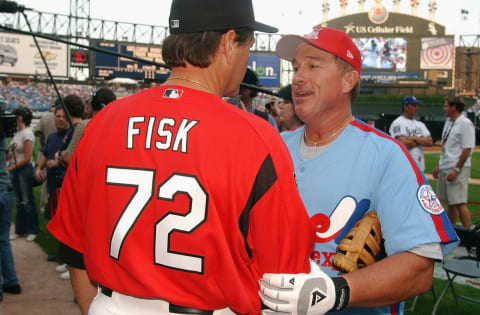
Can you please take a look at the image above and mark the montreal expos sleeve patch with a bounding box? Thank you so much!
[163,89,184,99]
[417,185,444,215]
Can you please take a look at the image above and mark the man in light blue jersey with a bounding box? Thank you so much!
[258,27,458,315]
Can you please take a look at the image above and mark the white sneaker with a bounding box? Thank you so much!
[9,233,20,240]
[55,264,68,273]
[26,234,37,242]
[60,270,70,280]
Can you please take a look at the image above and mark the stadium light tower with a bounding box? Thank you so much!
[70,0,90,38]
[70,0,90,80]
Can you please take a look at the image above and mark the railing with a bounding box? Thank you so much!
[0,10,282,51]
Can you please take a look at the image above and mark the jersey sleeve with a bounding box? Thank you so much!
[374,144,458,257]
[245,131,314,277]
[389,120,406,139]
[23,128,35,143]
[460,120,475,149]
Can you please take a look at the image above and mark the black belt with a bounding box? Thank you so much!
[100,286,214,315]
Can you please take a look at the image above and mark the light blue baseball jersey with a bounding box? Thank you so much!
[282,119,458,315]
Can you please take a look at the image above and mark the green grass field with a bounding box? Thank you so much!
[405,277,480,314]
[425,152,480,179]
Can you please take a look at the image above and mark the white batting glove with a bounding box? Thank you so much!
[259,260,350,315]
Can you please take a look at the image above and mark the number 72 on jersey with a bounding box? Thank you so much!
[106,166,208,274]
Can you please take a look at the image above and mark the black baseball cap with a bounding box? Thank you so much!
[242,68,261,86]
[169,0,278,34]
[277,85,292,103]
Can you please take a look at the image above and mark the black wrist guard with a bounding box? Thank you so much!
[331,276,350,311]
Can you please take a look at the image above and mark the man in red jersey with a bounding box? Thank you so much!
[47,0,315,314]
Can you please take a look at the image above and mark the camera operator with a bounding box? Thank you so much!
[0,111,21,299]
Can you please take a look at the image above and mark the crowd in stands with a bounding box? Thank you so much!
[0,81,143,112]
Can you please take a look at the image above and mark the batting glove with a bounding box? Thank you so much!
[259,260,350,315]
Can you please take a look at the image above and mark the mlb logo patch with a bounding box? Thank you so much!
[163,89,183,99]
[417,185,444,215]
[170,19,180,29]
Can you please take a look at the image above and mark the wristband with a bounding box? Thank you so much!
[454,167,461,173]
[331,276,350,311]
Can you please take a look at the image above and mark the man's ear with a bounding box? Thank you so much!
[342,70,359,94]
[218,30,237,64]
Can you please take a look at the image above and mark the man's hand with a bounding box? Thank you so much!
[259,260,347,315]
[46,159,60,169]
[34,168,45,183]
[432,166,439,179]
[447,169,458,181]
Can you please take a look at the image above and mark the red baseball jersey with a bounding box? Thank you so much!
[47,85,314,314]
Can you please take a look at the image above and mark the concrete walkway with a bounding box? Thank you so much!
[1,232,80,315]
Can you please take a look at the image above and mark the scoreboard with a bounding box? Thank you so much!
[92,41,170,80]
[316,8,454,87]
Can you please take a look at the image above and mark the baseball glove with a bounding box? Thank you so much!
[332,211,383,273]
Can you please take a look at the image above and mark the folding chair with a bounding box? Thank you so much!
[407,286,436,312]
[432,225,480,314]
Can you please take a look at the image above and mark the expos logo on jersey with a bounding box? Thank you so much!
[310,196,371,244]
[310,196,370,270]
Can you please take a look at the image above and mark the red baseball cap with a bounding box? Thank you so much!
[276,27,362,74]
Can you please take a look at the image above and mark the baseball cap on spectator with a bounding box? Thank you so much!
[276,26,362,74]
[169,0,278,34]
[242,68,261,86]
[402,96,421,107]
[277,85,293,103]
[91,87,117,111]
[241,68,261,97]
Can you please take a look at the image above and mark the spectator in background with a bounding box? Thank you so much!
[0,136,21,300]
[54,94,84,186]
[34,105,69,220]
[277,84,303,132]
[433,96,476,229]
[60,87,116,166]
[34,102,58,151]
[34,101,59,214]
[34,105,69,264]
[48,95,85,281]
[265,97,282,128]
[8,107,39,242]
[83,98,92,120]
[389,96,433,171]
[238,68,278,130]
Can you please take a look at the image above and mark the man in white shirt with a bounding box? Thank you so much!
[433,96,476,228]
[389,96,433,171]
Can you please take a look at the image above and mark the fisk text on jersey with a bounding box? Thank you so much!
[127,116,198,153]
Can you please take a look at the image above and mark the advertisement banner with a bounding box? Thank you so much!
[0,32,68,77]
[420,37,453,69]
[248,53,280,87]
[71,48,89,68]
